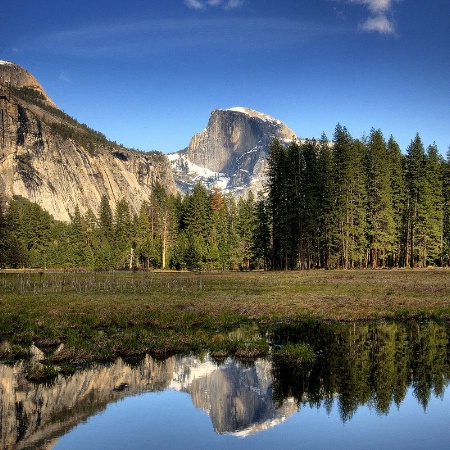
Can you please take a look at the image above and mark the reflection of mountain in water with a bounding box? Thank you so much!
[170,356,296,436]
[0,355,176,450]
[2,322,449,448]
[0,354,294,449]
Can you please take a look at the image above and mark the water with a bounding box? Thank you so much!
[1,321,450,449]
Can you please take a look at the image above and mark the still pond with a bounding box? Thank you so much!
[1,321,450,449]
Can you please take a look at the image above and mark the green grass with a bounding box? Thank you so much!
[273,342,314,364]
[0,269,449,368]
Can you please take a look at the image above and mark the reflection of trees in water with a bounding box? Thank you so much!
[270,322,450,422]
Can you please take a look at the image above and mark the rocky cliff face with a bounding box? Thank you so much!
[0,61,176,222]
[169,107,296,196]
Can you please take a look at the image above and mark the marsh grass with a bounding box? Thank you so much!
[0,269,449,368]
[273,343,315,364]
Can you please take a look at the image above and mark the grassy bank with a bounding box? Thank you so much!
[0,269,449,367]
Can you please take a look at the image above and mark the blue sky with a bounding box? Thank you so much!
[1,1,449,154]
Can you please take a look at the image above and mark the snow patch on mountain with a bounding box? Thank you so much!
[227,107,283,125]
[168,152,231,192]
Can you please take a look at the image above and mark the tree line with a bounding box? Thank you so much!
[0,125,449,270]
[0,183,259,271]
[267,126,450,269]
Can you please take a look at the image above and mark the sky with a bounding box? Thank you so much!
[1,1,449,155]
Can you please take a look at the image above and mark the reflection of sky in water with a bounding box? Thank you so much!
[55,387,450,450]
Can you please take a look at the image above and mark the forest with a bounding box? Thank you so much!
[0,125,449,271]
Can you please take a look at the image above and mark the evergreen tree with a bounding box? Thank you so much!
[151,183,177,269]
[253,196,271,270]
[365,129,395,268]
[267,139,291,269]
[387,136,407,267]
[135,202,153,269]
[316,134,336,269]
[301,139,324,268]
[333,125,367,268]
[421,144,444,265]
[6,196,53,268]
[67,205,86,267]
[98,195,113,241]
[405,134,427,267]
[443,148,450,266]
[113,198,133,268]
[236,191,256,270]
[209,187,230,270]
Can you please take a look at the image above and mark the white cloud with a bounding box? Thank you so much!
[351,0,393,13]
[185,0,204,9]
[185,0,244,10]
[342,0,399,35]
[360,14,395,34]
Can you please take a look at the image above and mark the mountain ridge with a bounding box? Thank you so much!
[170,106,297,196]
[0,61,177,221]
[1,61,297,220]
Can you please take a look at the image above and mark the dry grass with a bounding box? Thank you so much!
[0,269,449,364]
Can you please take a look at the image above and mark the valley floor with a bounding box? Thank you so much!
[1,269,449,373]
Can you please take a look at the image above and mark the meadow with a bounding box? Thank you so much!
[0,269,449,374]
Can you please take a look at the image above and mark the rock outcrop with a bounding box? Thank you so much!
[169,107,296,196]
[0,61,176,222]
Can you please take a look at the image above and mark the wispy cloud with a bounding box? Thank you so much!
[340,0,400,35]
[350,0,393,13]
[184,0,244,10]
[184,0,204,9]
[59,70,72,83]
[35,17,341,59]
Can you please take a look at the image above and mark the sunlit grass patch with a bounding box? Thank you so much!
[273,342,314,364]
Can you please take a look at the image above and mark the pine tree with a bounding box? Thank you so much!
[316,134,336,269]
[443,148,450,266]
[267,139,291,269]
[67,205,86,267]
[151,183,177,269]
[301,139,325,268]
[135,202,153,269]
[113,198,133,268]
[98,195,113,242]
[209,187,230,270]
[253,196,271,270]
[405,134,426,267]
[387,136,407,267]
[236,191,256,270]
[333,125,367,268]
[421,144,444,265]
[365,129,395,268]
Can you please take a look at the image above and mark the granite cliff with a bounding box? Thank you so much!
[169,107,296,196]
[0,61,176,222]
[1,61,298,219]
